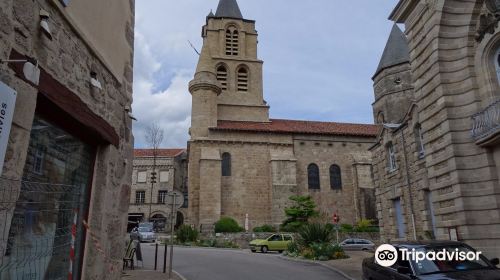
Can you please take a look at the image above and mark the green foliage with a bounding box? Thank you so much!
[176,225,199,243]
[253,224,276,232]
[214,217,244,233]
[308,243,347,260]
[340,223,354,232]
[355,219,373,232]
[281,196,319,232]
[298,223,333,247]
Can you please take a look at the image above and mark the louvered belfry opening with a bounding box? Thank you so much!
[237,67,248,92]
[225,27,239,56]
[216,65,228,91]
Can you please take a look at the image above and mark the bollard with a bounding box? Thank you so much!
[154,243,158,271]
[163,243,167,273]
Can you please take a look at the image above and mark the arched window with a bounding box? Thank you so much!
[216,65,228,91]
[387,142,397,172]
[330,165,342,190]
[414,123,425,158]
[237,67,248,92]
[222,152,231,177]
[307,164,320,190]
[225,27,239,56]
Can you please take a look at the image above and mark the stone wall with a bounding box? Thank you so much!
[206,232,381,249]
[0,0,135,278]
[375,0,500,258]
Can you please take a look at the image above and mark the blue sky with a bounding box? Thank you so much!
[132,0,400,148]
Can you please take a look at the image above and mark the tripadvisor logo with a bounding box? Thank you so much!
[375,244,483,267]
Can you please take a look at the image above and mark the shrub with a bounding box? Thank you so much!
[176,225,199,243]
[306,243,347,260]
[281,196,319,231]
[287,241,301,254]
[354,219,373,232]
[298,223,333,247]
[214,217,244,233]
[253,224,276,232]
[340,223,354,232]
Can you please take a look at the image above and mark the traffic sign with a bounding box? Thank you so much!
[333,213,340,224]
[166,191,184,209]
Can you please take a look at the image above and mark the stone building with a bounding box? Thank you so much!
[371,0,500,257]
[0,0,135,279]
[128,149,188,232]
[187,0,379,232]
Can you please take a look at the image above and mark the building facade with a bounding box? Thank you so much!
[128,149,188,232]
[187,0,379,232]
[372,0,500,258]
[0,0,135,279]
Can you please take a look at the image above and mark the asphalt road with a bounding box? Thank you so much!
[139,244,348,280]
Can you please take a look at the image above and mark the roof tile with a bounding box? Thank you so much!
[134,149,185,158]
[213,119,380,137]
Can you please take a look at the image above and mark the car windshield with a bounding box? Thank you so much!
[138,227,151,233]
[412,245,490,275]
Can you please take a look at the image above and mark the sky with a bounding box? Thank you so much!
[132,0,401,148]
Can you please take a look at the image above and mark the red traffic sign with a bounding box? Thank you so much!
[333,213,340,224]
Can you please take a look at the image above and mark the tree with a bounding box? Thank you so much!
[281,195,319,232]
[145,123,164,221]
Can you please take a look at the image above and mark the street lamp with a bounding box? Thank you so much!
[383,123,417,241]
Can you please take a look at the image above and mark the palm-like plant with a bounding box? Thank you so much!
[297,223,334,247]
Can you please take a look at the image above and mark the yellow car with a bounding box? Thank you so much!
[249,234,294,253]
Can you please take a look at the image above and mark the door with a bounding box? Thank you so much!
[267,234,284,250]
[394,198,406,239]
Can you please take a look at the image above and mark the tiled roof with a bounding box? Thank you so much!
[215,0,243,19]
[213,119,380,137]
[134,149,185,158]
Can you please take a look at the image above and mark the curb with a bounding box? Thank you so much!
[173,270,187,280]
[278,255,358,280]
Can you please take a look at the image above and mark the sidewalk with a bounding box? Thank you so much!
[121,269,184,280]
[325,251,373,280]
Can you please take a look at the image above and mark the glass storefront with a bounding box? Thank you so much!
[0,115,94,280]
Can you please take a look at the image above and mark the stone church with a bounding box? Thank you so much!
[371,0,500,257]
[187,0,379,231]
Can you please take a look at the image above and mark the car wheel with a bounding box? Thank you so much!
[261,246,268,253]
[362,248,368,251]
[251,250,256,253]
[278,250,284,253]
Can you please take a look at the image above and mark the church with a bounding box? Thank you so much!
[187,0,380,231]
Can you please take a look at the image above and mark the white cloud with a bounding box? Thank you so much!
[132,29,192,148]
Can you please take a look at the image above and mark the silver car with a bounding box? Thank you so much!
[339,238,375,251]
[131,227,156,243]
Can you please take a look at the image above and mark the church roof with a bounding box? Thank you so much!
[374,24,410,77]
[215,0,243,19]
[134,149,186,158]
[212,119,380,137]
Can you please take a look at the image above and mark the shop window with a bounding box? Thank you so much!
[308,163,320,190]
[330,165,342,190]
[4,115,94,279]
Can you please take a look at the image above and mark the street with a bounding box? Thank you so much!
[139,244,349,280]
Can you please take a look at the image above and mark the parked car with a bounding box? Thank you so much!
[362,241,500,280]
[249,234,294,253]
[130,227,156,243]
[340,238,375,251]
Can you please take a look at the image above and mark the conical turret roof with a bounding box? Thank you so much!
[374,24,410,77]
[215,0,243,19]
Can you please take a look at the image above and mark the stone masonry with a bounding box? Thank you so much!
[0,0,135,278]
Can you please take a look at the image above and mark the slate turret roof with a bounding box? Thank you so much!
[215,0,243,19]
[374,24,410,77]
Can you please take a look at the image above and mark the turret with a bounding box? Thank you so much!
[372,24,414,124]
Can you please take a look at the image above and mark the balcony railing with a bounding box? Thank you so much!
[471,99,500,144]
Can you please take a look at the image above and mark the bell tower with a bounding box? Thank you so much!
[190,0,269,131]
